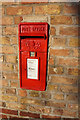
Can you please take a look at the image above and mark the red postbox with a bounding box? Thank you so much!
[19,22,48,91]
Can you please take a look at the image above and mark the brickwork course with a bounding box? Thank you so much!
[0,0,80,119]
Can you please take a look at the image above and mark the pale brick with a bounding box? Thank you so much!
[1,46,16,54]
[0,95,18,102]
[47,84,58,91]
[41,92,51,99]
[29,106,51,114]
[45,101,66,108]
[20,98,45,106]
[23,16,48,22]
[2,16,13,25]
[68,103,78,110]
[54,109,77,117]
[66,94,78,101]
[11,36,17,45]
[3,27,17,35]
[60,27,79,36]
[0,37,10,45]
[35,4,61,15]
[60,85,78,93]
[0,80,8,87]
[6,55,17,64]
[6,102,27,110]
[63,5,78,14]
[0,55,4,62]
[29,91,39,97]
[0,63,14,71]
[69,37,80,47]
[53,93,64,100]
[51,15,72,25]
[49,66,64,75]
[50,48,70,56]
[58,58,78,67]
[50,76,77,85]
[2,72,18,80]
[52,37,66,47]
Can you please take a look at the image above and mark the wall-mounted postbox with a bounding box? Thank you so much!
[19,22,48,91]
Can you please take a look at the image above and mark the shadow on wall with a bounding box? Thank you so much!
[78,3,80,118]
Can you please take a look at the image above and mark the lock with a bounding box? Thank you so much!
[19,22,48,91]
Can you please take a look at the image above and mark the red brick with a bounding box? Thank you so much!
[14,16,23,24]
[6,88,16,95]
[50,48,70,56]
[50,76,77,85]
[76,16,80,25]
[42,115,61,119]
[10,81,18,87]
[68,68,80,76]
[48,57,54,65]
[63,5,78,14]
[58,58,78,67]
[35,4,61,15]
[20,111,40,118]
[2,16,13,25]
[60,27,79,36]
[0,114,7,119]
[1,108,18,115]
[50,27,56,35]
[2,8,5,15]
[18,89,27,97]
[51,16,72,25]
[6,6,32,15]
[0,101,6,107]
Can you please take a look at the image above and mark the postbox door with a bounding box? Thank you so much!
[21,51,47,91]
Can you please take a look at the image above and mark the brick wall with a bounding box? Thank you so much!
[0,1,80,119]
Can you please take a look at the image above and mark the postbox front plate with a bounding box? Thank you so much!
[19,22,48,91]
